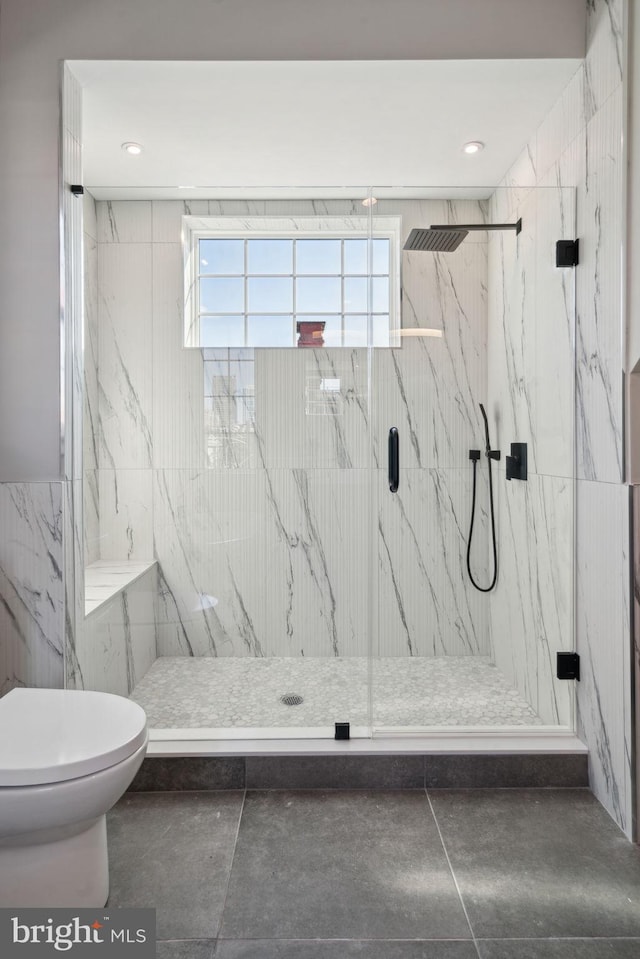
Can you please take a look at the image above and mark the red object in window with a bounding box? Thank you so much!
[296,320,326,348]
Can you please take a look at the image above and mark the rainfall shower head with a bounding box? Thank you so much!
[404,218,522,253]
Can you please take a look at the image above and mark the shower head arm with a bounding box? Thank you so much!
[429,219,522,234]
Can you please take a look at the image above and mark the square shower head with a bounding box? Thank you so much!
[403,227,468,252]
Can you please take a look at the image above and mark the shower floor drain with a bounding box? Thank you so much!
[280,693,304,706]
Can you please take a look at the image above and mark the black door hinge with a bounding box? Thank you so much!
[557,651,580,681]
[556,239,579,267]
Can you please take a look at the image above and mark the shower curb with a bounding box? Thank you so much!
[128,752,589,792]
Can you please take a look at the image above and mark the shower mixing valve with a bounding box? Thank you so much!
[506,442,528,481]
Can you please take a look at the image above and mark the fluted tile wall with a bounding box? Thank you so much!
[94,198,489,660]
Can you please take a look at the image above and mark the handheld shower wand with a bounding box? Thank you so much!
[467,404,499,592]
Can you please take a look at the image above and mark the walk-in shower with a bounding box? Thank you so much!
[65,174,578,744]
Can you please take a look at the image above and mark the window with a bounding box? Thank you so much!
[183,216,401,349]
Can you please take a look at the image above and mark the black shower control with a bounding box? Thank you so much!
[506,442,527,481]
[488,449,501,461]
[469,449,480,462]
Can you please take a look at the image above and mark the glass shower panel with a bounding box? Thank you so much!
[145,194,377,737]
[369,187,576,733]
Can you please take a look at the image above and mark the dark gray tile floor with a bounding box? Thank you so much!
[107,788,640,958]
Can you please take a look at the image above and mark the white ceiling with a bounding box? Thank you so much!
[71,59,582,199]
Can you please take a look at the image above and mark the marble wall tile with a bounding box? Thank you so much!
[0,483,64,693]
[154,467,371,659]
[576,84,624,483]
[98,244,153,470]
[536,66,586,183]
[83,468,100,565]
[253,348,369,470]
[488,184,576,480]
[74,567,157,696]
[152,242,205,470]
[585,0,625,122]
[97,200,153,244]
[632,484,640,834]
[83,192,97,242]
[99,469,154,561]
[376,467,489,658]
[154,468,267,657]
[374,239,488,471]
[576,478,632,834]
[488,472,573,726]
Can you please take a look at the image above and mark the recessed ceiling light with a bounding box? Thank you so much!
[361,197,378,207]
[121,142,143,156]
[463,141,484,155]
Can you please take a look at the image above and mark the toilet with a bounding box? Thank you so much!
[0,687,148,907]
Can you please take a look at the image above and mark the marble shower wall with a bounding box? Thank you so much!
[489,0,631,833]
[487,184,576,728]
[94,198,490,660]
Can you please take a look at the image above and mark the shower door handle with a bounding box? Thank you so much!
[388,427,399,492]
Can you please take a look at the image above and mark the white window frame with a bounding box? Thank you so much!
[183,215,402,349]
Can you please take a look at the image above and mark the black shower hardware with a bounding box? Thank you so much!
[388,427,399,493]
[466,403,499,592]
[506,442,528,481]
[403,219,522,253]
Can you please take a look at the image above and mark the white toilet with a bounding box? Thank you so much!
[0,687,148,907]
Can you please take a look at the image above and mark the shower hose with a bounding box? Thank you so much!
[466,448,498,592]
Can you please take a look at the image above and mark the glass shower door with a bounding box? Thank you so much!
[369,186,576,734]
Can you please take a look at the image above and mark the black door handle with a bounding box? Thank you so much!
[388,427,399,492]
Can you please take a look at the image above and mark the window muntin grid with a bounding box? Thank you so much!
[195,236,393,348]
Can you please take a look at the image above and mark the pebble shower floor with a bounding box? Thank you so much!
[130,656,543,729]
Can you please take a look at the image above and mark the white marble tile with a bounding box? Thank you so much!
[536,65,586,182]
[576,84,624,483]
[376,467,489,658]
[75,566,156,696]
[97,469,153,561]
[585,0,624,122]
[154,468,267,658]
[489,473,573,727]
[151,199,210,243]
[152,242,206,469]
[262,468,370,658]
[0,483,64,693]
[98,244,153,469]
[83,231,99,474]
[83,193,97,241]
[576,479,632,836]
[83,468,100,566]
[376,240,487,470]
[97,200,152,244]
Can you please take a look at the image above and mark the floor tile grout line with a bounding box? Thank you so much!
[425,787,483,959]
[214,786,247,942]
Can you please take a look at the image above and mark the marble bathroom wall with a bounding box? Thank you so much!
[489,0,631,832]
[0,483,65,693]
[94,197,490,661]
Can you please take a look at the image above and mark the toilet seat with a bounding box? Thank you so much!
[0,688,147,787]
